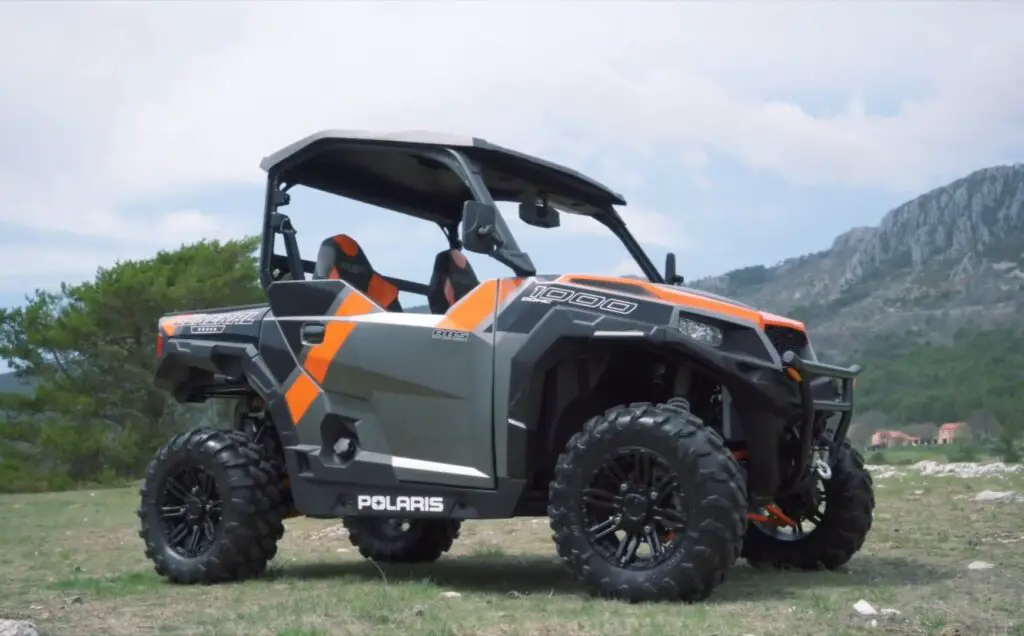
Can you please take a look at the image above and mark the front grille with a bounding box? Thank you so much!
[765,326,808,357]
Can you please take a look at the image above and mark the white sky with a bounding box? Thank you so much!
[0,1,1021,292]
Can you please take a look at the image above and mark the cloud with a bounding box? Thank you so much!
[0,1,1022,258]
[560,206,689,251]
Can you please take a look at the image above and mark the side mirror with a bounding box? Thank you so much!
[461,201,502,254]
[664,252,684,285]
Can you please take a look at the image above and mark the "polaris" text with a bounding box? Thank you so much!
[356,495,446,513]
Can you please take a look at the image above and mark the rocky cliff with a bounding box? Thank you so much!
[691,164,1024,359]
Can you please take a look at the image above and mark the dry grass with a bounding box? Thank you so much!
[1,470,1023,636]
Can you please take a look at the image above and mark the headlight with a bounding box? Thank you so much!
[677,317,723,348]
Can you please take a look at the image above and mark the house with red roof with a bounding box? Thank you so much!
[938,422,966,444]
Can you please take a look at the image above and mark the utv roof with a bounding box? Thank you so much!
[259,129,627,224]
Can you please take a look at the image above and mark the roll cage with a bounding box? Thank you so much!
[256,130,668,294]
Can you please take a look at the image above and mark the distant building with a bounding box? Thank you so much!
[938,422,966,444]
[870,430,922,449]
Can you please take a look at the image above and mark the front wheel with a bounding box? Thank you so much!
[548,400,747,603]
[741,441,874,569]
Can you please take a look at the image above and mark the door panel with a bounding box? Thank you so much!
[265,278,499,489]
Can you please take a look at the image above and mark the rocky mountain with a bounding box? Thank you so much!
[690,164,1024,359]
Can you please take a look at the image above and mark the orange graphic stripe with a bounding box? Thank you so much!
[304,291,376,383]
[159,314,196,337]
[436,277,524,332]
[558,274,806,333]
[285,372,320,425]
[283,289,377,426]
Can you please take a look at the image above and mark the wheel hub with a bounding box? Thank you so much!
[581,447,689,570]
[620,491,651,525]
[185,496,204,521]
[159,465,223,558]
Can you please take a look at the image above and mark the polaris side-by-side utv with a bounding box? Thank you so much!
[139,130,874,602]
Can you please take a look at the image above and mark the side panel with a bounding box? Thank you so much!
[488,276,794,488]
[265,278,506,490]
[489,278,676,481]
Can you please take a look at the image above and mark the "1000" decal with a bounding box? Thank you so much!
[521,285,638,315]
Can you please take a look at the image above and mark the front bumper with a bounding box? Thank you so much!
[780,350,862,481]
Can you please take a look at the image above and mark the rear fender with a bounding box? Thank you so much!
[156,338,299,447]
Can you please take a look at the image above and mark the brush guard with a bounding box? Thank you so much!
[779,350,862,491]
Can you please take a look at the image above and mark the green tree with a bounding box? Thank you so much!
[0,237,263,492]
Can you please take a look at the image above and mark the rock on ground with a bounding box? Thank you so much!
[973,490,1024,503]
[866,461,1023,479]
[0,620,39,636]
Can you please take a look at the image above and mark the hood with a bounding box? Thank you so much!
[653,283,756,310]
[558,274,805,331]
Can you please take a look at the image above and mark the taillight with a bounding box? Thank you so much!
[156,333,164,358]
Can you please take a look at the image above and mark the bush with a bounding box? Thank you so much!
[946,443,980,462]
[994,437,1022,463]
[867,450,888,465]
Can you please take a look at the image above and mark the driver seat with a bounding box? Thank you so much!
[313,234,403,312]
[427,248,480,314]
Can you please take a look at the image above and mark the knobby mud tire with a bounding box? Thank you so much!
[231,422,295,519]
[741,441,874,570]
[343,517,461,564]
[548,400,747,602]
[138,428,286,584]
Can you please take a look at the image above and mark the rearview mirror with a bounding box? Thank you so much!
[519,201,560,229]
[461,201,502,254]
[664,252,684,285]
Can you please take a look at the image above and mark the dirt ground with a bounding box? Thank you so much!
[1,465,1022,636]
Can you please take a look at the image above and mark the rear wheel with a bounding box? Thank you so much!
[548,400,747,602]
[137,428,285,584]
[343,517,461,563]
[741,441,874,569]
[235,409,295,518]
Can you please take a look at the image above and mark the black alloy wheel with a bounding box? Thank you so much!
[159,465,223,558]
[548,400,747,602]
[138,428,286,584]
[741,440,875,570]
[582,447,687,569]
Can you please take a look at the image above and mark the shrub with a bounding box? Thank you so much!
[947,443,980,462]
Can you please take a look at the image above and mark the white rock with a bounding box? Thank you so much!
[865,465,904,479]
[0,620,40,636]
[439,591,462,599]
[870,619,878,628]
[968,560,995,570]
[880,608,901,615]
[854,599,878,615]
[915,461,1023,478]
[867,461,1023,479]
[973,490,1023,503]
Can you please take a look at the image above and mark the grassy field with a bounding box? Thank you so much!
[863,443,999,466]
[1,469,1022,636]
